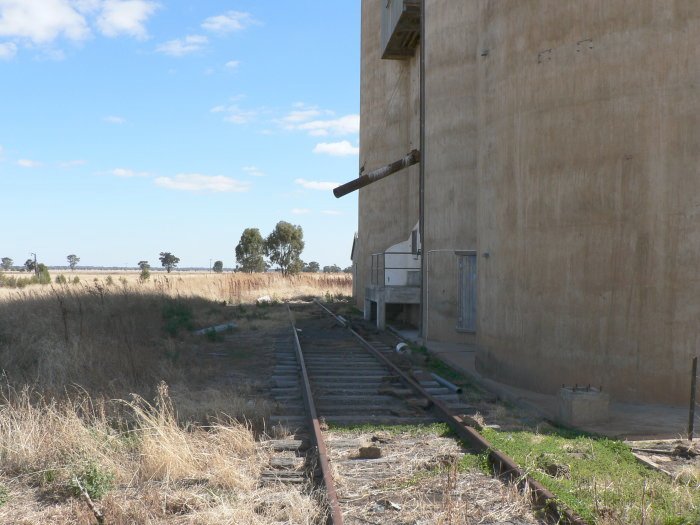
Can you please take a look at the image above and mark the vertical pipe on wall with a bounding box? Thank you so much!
[689,356,697,440]
[418,0,426,337]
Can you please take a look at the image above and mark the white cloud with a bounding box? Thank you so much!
[154,174,250,193]
[103,115,126,124]
[224,59,239,70]
[156,34,207,56]
[201,11,253,34]
[321,210,342,216]
[0,0,90,43]
[281,107,323,125]
[291,208,310,215]
[17,159,41,168]
[297,114,360,137]
[0,41,16,59]
[211,104,256,124]
[111,167,149,177]
[294,178,338,191]
[96,0,158,39]
[73,0,101,14]
[242,165,265,177]
[313,140,359,157]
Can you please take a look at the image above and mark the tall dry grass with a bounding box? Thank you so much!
[0,284,184,394]
[0,383,323,524]
[0,273,340,523]
[0,271,352,305]
[0,272,351,395]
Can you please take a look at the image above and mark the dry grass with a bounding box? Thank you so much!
[0,383,324,524]
[326,430,541,524]
[0,271,352,305]
[0,273,340,523]
[0,272,350,395]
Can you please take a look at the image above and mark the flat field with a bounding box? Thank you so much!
[0,269,352,304]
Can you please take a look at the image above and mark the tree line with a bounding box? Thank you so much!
[234,221,350,275]
[1,221,351,279]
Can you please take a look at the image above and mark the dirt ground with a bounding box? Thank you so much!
[626,439,700,482]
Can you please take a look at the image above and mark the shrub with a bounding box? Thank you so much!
[69,461,114,501]
[36,264,51,285]
[162,300,194,337]
[55,274,68,284]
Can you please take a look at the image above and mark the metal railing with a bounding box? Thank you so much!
[370,251,421,287]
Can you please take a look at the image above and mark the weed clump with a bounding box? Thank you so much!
[69,462,115,500]
[162,300,194,337]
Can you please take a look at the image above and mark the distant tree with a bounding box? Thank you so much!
[36,263,51,284]
[67,254,80,271]
[213,260,224,273]
[323,264,341,273]
[1,257,12,271]
[159,252,180,273]
[137,260,151,281]
[24,259,36,273]
[303,261,320,273]
[343,266,352,273]
[235,228,266,273]
[265,221,304,276]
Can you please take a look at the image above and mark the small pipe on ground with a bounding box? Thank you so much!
[192,322,236,335]
[431,372,462,394]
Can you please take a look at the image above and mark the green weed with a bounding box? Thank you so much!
[162,300,194,337]
[69,462,114,501]
[480,427,700,523]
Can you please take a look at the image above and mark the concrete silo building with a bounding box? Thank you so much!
[351,0,700,405]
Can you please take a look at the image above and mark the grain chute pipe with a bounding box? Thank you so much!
[333,149,420,198]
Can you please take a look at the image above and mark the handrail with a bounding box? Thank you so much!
[370,251,420,287]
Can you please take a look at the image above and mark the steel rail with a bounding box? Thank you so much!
[287,306,344,525]
[312,300,587,525]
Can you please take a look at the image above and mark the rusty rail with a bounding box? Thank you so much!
[313,300,587,525]
[287,306,344,525]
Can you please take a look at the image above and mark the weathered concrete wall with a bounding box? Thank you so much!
[475,0,700,404]
[358,0,700,404]
[422,1,479,344]
[355,0,420,309]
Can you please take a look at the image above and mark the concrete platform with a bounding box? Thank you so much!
[394,330,690,440]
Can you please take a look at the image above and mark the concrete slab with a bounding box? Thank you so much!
[395,331,690,440]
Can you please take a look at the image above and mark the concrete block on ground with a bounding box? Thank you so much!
[557,386,609,427]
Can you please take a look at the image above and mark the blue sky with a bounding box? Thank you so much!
[0,1,360,269]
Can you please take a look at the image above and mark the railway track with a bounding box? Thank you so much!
[260,301,586,525]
